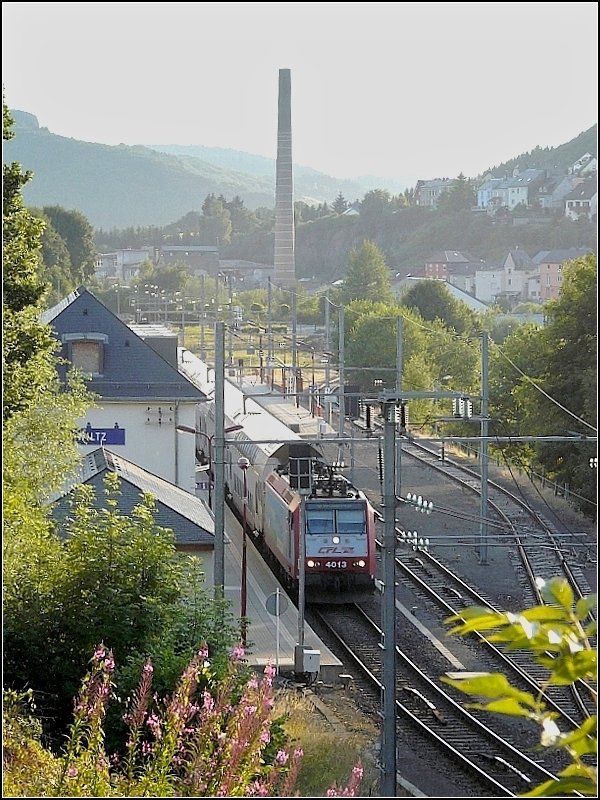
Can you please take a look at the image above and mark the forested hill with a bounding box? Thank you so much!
[484,124,597,176]
[4,111,394,228]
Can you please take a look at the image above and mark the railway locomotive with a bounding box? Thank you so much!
[189,360,377,603]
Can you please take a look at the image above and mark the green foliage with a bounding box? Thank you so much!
[400,278,480,334]
[489,254,597,513]
[3,648,364,797]
[442,577,597,797]
[436,173,476,213]
[3,472,216,744]
[2,99,64,420]
[340,240,393,305]
[332,191,348,215]
[42,205,96,282]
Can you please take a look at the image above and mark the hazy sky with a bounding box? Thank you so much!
[3,2,598,186]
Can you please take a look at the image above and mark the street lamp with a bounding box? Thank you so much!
[238,456,250,645]
[176,424,243,508]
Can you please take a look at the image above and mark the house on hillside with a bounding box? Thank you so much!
[51,447,215,583]
[414,179,455,208]
[42,287,208,492]
[532,247,594,301]
[564,179,597,222]
[570,153,597,176]
[423,251,472,280]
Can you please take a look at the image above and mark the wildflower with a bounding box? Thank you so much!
[146,713,162,738]
[93,645,106,661]
[141,740,154,757]
[67,767,78,778]
[275,750,289,765]
[260,729,271,744]
[231,644,245,660]
[202,690,215,712]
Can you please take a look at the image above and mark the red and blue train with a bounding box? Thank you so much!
[190,361,377,603]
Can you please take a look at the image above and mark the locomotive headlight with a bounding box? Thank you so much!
[307,560,315,568]
[332,536,340,544]
[356,560,366,567]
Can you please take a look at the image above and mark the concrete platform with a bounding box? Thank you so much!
[223,504,343,682]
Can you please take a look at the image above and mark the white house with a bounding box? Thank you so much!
[42,287,209,493]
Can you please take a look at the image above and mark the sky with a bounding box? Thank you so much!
[2,2,598,187]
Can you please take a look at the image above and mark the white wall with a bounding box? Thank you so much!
[78,400,198,492]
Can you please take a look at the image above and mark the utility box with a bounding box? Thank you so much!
[294,645,321,675]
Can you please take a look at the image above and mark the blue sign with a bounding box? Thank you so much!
[78,423,126,446]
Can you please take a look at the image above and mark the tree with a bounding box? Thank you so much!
[436,173,476,213]
[332,191,348,215]
[3,472,231,744]
[340,240,393,305]
[489,255,597,513]
[200,193,232,244]
[359,189,394,225]
[42,205,96,282]
[2,101,61,420]
[400,279,479,334]
[443,577,596,797]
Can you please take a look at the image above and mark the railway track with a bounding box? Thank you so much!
[312,602,569,797]
[311,421,596,793]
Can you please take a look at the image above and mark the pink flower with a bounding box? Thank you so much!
[231,644,245,660]
[146,713,162,738]
[275,750,289,765]
[67,767,78,778]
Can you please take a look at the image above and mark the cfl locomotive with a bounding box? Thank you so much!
[187,358,377,603]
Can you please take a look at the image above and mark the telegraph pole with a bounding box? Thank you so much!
[267,276,273,387]
[213,322,226,598]
[395,317,403,497]
[324,293,331,424]
[479,330,490,564]
[337,305,345,465]
[292,289,299,404]
[381,400,397,796]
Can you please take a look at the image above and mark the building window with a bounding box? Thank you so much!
[62,333,108,377]
[71,340,102,373]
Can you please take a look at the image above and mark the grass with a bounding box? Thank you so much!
[273,689,380,797]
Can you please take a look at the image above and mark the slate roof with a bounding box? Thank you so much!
[532,247,594,265]
[42,287,207,402]
[504,250,535,269]
[563,179,597,202]
[425,251,473,264]
[51,447,214,547]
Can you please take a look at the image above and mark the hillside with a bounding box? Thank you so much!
[3,112,278,228]
[148,143,408,198]
[484,125,597,176]
[4,111,401,229]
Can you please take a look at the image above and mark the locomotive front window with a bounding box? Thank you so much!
[306,510,335,534]
[337,509,365,535]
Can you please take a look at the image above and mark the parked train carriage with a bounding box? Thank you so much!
[196,369,377,602]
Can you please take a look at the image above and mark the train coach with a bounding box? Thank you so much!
[192,363,377,603]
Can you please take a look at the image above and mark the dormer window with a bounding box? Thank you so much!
[61,333,108,377]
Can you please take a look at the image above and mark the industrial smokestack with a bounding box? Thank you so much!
[274,68,295,286]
